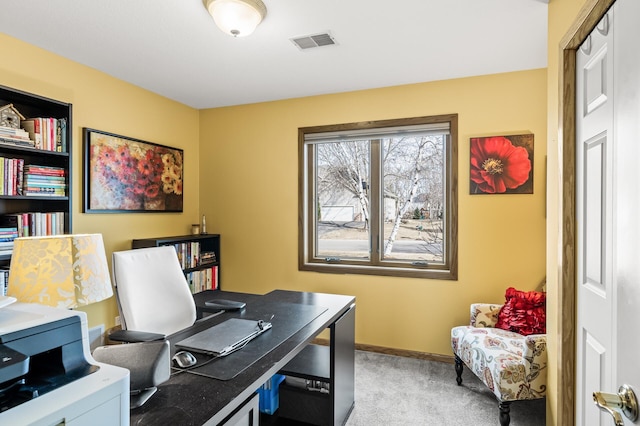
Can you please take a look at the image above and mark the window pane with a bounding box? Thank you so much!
[300,114,457,279]
[315,140,370,260]
[381,135,445,264]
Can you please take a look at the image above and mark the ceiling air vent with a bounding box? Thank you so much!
[291,32,337,50]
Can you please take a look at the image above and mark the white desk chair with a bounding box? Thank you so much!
[94,245,197,408]
[110,245,197,341]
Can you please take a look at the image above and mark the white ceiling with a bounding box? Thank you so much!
[0,0,548,110]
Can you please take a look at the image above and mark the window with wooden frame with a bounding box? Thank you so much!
[299,114,458,279]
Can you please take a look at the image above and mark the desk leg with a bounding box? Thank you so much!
[331,304,355,426]
[276,304,356,426]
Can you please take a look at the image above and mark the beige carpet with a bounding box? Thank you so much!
[345,350,545,426]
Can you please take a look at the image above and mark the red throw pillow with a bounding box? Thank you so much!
[495,287,546,335]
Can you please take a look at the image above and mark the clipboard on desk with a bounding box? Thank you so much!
[175,318,272,357]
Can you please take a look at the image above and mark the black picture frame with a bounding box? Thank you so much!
[469,133,534,195]
[83,128,183,213]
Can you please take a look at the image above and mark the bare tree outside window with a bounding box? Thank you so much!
[382,135,445,263]
[316,140,370,260]
[299,115,457,280]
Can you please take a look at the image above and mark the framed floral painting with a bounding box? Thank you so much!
[469,134,534,194]
[83,128,183,212]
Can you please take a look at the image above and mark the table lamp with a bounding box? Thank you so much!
[7,234,113,308]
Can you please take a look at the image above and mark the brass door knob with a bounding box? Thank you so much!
[593,384,639,426]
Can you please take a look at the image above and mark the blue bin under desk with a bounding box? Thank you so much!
[257,374,286,415]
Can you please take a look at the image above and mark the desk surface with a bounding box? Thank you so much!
[130,289,355,425]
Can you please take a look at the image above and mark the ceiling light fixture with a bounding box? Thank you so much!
[203,0,267,38]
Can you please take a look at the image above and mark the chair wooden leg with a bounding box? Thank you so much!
[499,401,511,426]
[454,354,463,385]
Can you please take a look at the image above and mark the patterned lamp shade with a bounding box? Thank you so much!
[7,234,113,308]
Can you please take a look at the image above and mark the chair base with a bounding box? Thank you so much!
[131,387,158,409]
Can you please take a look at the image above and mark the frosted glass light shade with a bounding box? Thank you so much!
[204,0,267,37]
[7,234,113,309]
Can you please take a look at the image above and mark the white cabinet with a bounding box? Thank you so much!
[0,363,129,426]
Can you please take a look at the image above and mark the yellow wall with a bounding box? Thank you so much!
[546,0,588,424]
[0,34,201,328]
[200,69,547,356]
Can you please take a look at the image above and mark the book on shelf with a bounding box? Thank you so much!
[24,164,65,175]
[0,212,65,237]
[24,177,65,184]
[24,179,66,186]
[0,226,18,241]
[22,164,66,197]
[21,118,43,150]
[185,265,218,294]
[0,157,25,196]
[0,161,67,197]
[0,125,35,148]
[169,241,205,269]
[21,117,67,152]
[24,189,66,196]
[24,172,65,178]
[16,158,23,196]
[56,118,67,152]
[0,268,9,296]
[198,251,217,265]
[0,223,18,254]
[0,125,30,138]
[0,224,18,255]
[0,136,35,148]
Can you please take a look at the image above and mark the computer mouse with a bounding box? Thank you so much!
[172,350,197,368]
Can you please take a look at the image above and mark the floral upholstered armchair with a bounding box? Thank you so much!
[450,288,547,426]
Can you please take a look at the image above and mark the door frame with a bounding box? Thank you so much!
[558,0,615,424]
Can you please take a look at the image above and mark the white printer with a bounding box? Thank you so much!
[0,302,129,425]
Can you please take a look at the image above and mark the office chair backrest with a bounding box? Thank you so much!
[112,246,197,336]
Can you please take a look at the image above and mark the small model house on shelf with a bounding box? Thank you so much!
[0,104,25,129]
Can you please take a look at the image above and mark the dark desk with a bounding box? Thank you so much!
[130,290,355,426]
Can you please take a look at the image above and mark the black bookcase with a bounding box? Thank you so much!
[0,85,72,268]
[132,234,221,292]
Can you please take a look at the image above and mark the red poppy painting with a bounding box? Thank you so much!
[470,134,534,194]
[83,129,183,212]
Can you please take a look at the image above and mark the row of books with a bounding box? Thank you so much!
[0,157,24,196]
[0,161,66,197]
[20,117,67,152]
[0,226,19,240]
[23,164,66,196]
[0,226,18,256]
[185,265,219,294]
[0,268,9,296]
[0,125,34,149]
[1,212,66,240]
[170,242,218,269]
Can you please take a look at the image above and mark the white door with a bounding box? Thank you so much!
[576,8,614,425]
[576,0,640,424]
[611,0,640,422]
